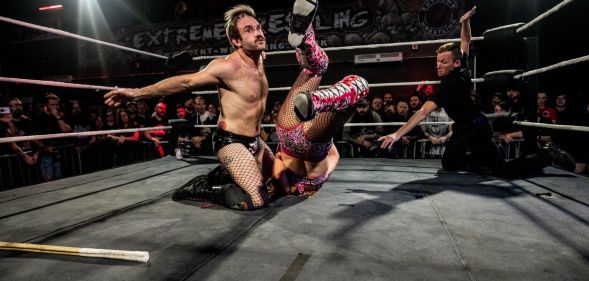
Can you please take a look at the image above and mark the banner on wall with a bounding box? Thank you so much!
[112,0,464,58]
[65,0,464,71]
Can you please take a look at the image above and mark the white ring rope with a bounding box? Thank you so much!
[0,126,171,144]
[3,119,587,144]
[0,122,453,144]
[0,15,168,60]
[192,78,487,95]
[0,77,117,91]
[513,54,589,79]
[516,0,575,34]
[192,37,485,61]
[514,121,589,133]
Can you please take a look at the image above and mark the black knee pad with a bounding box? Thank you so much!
[223,183,254,210]
[207,165,232,186]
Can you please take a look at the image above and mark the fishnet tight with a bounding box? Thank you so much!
[216,139,274,209]
[277,71,355,142]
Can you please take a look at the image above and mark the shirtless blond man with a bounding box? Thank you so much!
[105,5,273,209]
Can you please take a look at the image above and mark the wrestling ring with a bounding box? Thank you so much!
[0,1,588,280]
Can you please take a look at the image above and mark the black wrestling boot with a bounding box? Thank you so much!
[542,142,576,172]
[294,91,315,122]
[172,174,210,201]
[172,174,228,204]
[288,0,319,48]
[172,165,231,201]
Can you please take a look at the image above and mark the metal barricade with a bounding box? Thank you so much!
[0,141,160,190]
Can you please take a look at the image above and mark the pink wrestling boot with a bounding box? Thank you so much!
[294,24,329,76]
[290,0,327,76]
[294,75,369,122]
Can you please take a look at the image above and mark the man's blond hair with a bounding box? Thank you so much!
[436,42,461,62]
[224,4,256,48]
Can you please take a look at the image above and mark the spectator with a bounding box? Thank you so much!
[553,93,587,174]
[65,100,90,132]
[537,91,557,144]
[343,99,383,157]
[104,109,117,130]
[126,102,141,126]
[488,92,505,113]
[371,96,384,117]
[89,115,106,145]
[35,93,71,181]
[506,86,524,115]
[492,102,519,138]
[260,112,278,143]
[409,92,422,115]
[383,99,422,158]
[191,98,215,155]
[107,110,140,165]
[383,92,394,104]
[86,115,112,171]
[9,97,44,153]
[271,100,282,115]
[208,102,219,123]
[146,102,169,157]
[194,99,212,125]
[1,106,38,166]
[381,101,396,135]
[88,110,99,126]
[176,104,187,120]
[135,101,149,126]
[420,107,453,157]
[184,97,197,124]
[171,104,191,159]
[537,91,557,123]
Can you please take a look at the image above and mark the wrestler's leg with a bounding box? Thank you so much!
[277,19,327,130]
[278,71,323,129]
[217,143,266,209]
[256,139,275,180]
[293,24,328,77]
[305,111,356,142]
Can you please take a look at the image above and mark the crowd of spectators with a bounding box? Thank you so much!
[2,86,588,189]
[0,92,220,188]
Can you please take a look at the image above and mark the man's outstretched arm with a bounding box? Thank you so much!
[460,6,476,56]
[104,59,231,107]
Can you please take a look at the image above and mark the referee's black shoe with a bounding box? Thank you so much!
[542,142,575,172]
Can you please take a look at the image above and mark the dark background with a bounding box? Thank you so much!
[0,0,587,112]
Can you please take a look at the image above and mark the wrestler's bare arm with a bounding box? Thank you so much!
[272,151,290,189]
[104,58,234,106]
[460,6,476,56]
[326,144,340,176]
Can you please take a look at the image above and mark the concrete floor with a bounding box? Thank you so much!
[0,157,588,281]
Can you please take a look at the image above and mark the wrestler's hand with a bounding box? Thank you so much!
[460,6,476,23]
[378,133,399,149]
[104,88,138,107]
[23,154,36,165]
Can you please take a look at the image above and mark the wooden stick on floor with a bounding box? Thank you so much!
[0,241,149,263]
